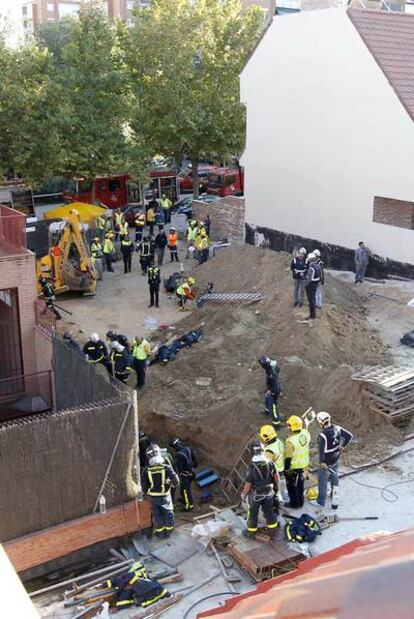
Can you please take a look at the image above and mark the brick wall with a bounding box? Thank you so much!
[373,196,414,230]
[192,197,245,243]
[0,253,38,376]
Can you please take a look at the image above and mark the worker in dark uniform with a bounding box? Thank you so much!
[121,233,134,274]
[106,330,130,353]
[138,430,153,469]
[109,341,132,383]
[284,415,311,508]
[315,411,353,510]
[258,356,283,426]
[142,444,179,538]
[39,276,61,319]
[63,331,82,353]
[83,332,109,370]
[304,252,321,320]
[241,440,280,539]
[290,247,307,307]
[148,261,161,308]
[170,437,198,511]
[139,236,152,276]
[107,560,169,610]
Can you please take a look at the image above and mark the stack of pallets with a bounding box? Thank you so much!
[352,365,414,423]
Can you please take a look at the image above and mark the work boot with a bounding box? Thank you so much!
[242,529,256,539]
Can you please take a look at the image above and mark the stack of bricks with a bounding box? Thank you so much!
[192,196,245,243]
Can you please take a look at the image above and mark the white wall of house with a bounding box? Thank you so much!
[240,8,414,264]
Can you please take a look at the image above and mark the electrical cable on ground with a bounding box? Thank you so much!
[347,471,414,503]
[183,592,236,619]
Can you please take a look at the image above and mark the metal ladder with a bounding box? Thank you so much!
[221,441,252,504]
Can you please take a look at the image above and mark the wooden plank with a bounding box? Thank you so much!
[4,500,152,573]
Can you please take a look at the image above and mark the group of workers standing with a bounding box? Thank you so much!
[291,247,324,320]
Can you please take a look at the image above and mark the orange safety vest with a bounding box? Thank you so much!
[168,233,178,247]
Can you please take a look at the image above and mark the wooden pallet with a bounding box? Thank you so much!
[353,366,414,387]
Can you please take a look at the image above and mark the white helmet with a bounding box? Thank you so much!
[307,252,316,261]
[298,247,306,255]
[317,411,331,428]
[91,332,99,342]
[313,249,321,258]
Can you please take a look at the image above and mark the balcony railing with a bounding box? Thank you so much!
[0,371,54,421]
[0,204,27,255]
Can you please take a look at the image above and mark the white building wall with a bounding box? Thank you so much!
[241,8,414,264]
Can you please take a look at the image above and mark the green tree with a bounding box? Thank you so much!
[54,3,133,201]
[127,0,263,197]
[0,34,61,183]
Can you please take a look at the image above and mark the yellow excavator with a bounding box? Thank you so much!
[36,209,97,295]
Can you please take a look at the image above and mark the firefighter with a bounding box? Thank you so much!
[148,261,161,308]
[103,233,115,272]
[160,193,172,224]
[39,276,61,319]
[106,330,130,352]
[121,233,134,274]
[284,415,311,509]
[83,332,109,369]
[110,341,132,383]
[170,437,198,511]
[114,209,124,241]
[315,411,353,510]
[168,227,179,262]
[119,220,129,242]
[290,247,307,307]
[135,211,146,243]
[241,440,280,539]
[131,335,151,389]
[139,236,152,275]
[176,276,196,309]
[259,424,286,504]
[107,560,169,609]
[142,444,179,538]
[258,356,283,426]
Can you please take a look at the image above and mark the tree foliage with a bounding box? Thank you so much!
[127,0,263,195]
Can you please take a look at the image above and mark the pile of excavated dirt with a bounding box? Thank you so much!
[139,245,395,470]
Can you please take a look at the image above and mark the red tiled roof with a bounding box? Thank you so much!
[348,8,414,121]
[198,528,414,618]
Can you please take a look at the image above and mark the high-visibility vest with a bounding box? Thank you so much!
[176,282,190,296]
[103,239,115,254]
[140,241,152,257]
[91,242,102,257]
[136,214,146,227]
[286,430,311,470]
[160,198,172,211]
[187,226,197,242]
[115,212,124,227]
[168,233,178,247]
[97,216,105,230]
[146,208,156,223]
[198,236,209,250]
[265,439,285,473]
[120,222,129,236]
[132,338,150,360]
[148,266,160,283]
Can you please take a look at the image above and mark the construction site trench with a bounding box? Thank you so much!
[62,244,404,476]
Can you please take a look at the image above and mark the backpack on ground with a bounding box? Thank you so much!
[285,513,322,543]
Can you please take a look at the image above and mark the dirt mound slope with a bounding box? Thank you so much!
[139,245,393,470]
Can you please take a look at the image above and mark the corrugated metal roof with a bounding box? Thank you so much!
[348,8,414,121]
[198,528,414,618]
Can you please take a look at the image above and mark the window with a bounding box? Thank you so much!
[108,179,121,192]
[79,180,92,194]
[58,2,80,18]
[208,174,223,187]
[373,196,414,230]
[22,5,27,15]
[47,2,55,11]
[225,175,237,186]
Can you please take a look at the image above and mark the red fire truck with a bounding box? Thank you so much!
[62,170,179,209]
[206,167,244,197]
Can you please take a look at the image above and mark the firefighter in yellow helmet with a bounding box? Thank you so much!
[176,276,196,310]
[284,415,311,508]
[260,424,286,511]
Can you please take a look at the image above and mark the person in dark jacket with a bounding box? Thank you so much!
[290,247,307,307]
[170,437,198,511]
[142,444,179,537]
[154,230,168,266]
[241,440,280,539]
[148,262,161,308]
[304,253,321,320]
[109,341,132,383]
[121,234,134,274]
[138,430,153,469]
[83,332,109,370]
[106,560,169,609]
[39,276,61,319]
[139,236,153,275]
[314,411,353,510]
[258,356,283,426]
[106,330,130,353]
[63,331,82,353]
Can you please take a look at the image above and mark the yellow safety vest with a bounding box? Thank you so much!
[187,226,197,242]
[286,430,310,470]
[160,198,172,211]
[97,216,105,230]
[176,282,190,296]
[265,439,285,473]
[120,222,129,235]
[103,239,115,254]
[115,212,124,227]
[132,339,150,360]
[90,242,102,257]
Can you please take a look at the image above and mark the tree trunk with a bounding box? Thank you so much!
[191,156,199,199]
